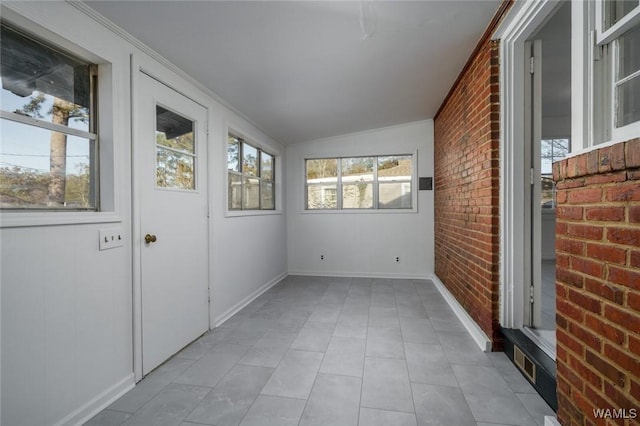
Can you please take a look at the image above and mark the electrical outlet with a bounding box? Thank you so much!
[320,254,325,260]
[99,228,124,251]
[395,256,400,263]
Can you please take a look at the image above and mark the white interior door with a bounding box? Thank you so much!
[137,73,209,375]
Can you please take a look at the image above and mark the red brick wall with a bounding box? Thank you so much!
[554,139,640,426]
[433,38,502,346]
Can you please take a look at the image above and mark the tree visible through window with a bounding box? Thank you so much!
[227,133,275,211]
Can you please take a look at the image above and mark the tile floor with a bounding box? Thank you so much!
[85,276,555,426]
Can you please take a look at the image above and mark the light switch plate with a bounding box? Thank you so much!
[99,228,124,250]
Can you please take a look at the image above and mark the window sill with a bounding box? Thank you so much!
[0,211,123,228]
[224,209,283,218]
[301,208,418,215]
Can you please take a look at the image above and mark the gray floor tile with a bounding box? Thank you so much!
[411,382,476,426]
[320,336,366,377]
[308,303,342,323]
[261,349,323,399]
[108,357,196,413]
[404,342,458,387]
[370,292,397,308]
[517,392,556,426]
[123,384,210,426]
[366,326,405,359]
[437,331,493,366]
[272,310,312,333]
[399,317,439,344]
[358,408,417,426]
[186,364,273,426]
[84,410,132,426]
[368,306,400,327]
[361,357,414,413]
[238,331,296,368]
[300,373,361,426]
[239,395,306,426]
[173,343,249,388]
[427,310,467,333]
[452,364,538,426]
[290,321,334,352]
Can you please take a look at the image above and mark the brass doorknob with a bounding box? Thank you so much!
[144,234,157,244]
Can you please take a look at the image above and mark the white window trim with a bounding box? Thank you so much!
[594,0,640,145]
[0,6,120,228]
[301,151,418,214]
[224,122,282,218]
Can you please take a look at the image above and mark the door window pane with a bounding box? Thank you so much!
[155,106,196,190]
[156,148,195,190]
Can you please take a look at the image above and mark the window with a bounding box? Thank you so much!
[0,23,98,210]
[540,138,569,208]
[595,0,640,142]
[305,154,413,210]
[227,133,275,210]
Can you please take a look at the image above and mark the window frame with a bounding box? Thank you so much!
[594,0,640,145]
[0,22,100,212]
[226,131,277,214]
[304,153,416,213]
[0,11,119,228]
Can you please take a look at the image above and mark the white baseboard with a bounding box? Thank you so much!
[214,272,288,327]
[287,270,430,280]
[431,274,492,352]
[56,373,135,426]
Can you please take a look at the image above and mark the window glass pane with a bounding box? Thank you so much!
[261,152,274,180]
[1,25,91,132]
[606,0,639,29]
[242,176,259,209]
[378,155,412,181]
[261,181,274,210]
[156,148,195,190]
[619,25,640,79]
[341,157,373,182]
[616,75,640,126]
[307,184,337,209]
[156,106,194,153]
[243,143,258,177]
[1,119,95,209]
[379,182,412,209]
[227,135,240,172]
[306,158,338,181]
[342,183,373,209]
[228,172,241,210]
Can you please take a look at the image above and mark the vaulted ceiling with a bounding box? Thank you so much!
[85,1,501,144]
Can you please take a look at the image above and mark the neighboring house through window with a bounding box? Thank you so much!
[0,23,99,210]
[305,154,413,210]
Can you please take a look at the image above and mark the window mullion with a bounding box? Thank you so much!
[373,156,379,209]
[337,158,343,210]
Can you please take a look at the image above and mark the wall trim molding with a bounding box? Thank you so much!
[214,272,288,327]
[431,274,492,352]
[287,271,431,280]
[55,374,134,426]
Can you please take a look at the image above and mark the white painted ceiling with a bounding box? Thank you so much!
[85,1,501,144]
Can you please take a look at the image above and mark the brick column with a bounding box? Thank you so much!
[554,138,640,425]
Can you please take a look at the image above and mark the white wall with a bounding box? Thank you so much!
[0,2,287,425]
[286,120,434,278]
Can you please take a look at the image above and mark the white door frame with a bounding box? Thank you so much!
[496,0,561,329]
[131,53,212,382]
